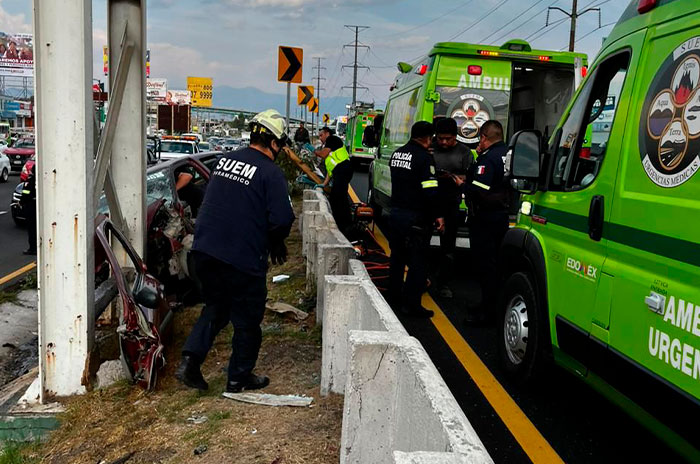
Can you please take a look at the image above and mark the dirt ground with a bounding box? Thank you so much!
[19,207,344,464]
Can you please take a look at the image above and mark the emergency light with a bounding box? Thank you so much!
[468,65,482,75]
[478,50,552,62]
[415,64,428,75]
[637,0,657,13]
[582,66,588,78]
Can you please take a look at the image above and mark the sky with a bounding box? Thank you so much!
[1,0,629,112]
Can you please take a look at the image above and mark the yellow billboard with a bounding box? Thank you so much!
[187,76,213,107]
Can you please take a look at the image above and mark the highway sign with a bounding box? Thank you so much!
[278,46,303,83]
[323,113,330,123]
[308,97,318,113]
[297,85,314,105]
[187,77,213,107]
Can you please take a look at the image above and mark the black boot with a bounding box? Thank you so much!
[226,373,269,393]
[175,355,208,391]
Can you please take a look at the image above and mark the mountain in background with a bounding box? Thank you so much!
[212,86,385,118]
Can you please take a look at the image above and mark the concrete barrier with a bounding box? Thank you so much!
[341,331,492,464]
[321,274,407,395]
[301,189,492,464]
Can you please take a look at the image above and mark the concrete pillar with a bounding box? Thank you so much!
[34,0,95,400]
[108,0,147,255]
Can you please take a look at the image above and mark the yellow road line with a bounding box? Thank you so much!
[370,222,564,464]
[348,184,361,203]
[0,262,37,287]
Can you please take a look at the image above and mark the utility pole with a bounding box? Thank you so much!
[342,25,370,106]
[313,57,326,138]
[548,0,601,52]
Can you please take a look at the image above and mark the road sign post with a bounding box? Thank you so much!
[278,46,303,133]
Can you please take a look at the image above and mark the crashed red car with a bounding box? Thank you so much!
[96,155,215,301]
[95,217,170,391]
[93,153,220,390]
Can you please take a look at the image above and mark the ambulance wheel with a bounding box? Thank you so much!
[498,272,550,385]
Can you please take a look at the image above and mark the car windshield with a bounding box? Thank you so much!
[97,169,175,215]
[14,139,34,148]
[160,141,194,154]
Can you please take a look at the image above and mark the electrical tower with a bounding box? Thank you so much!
[342,25,370,106]
[548,0,601,52]
[313,57,326,136]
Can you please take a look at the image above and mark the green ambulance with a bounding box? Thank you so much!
[503,0,700,460]
[345,106,383,163]
[368,39,587,218]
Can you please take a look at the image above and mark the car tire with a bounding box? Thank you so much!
[497,272,550,385]
[0,168,8,183]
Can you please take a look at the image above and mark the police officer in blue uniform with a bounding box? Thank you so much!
[455,120,510,323]
[176,109,295,393]
[389,121,444,318]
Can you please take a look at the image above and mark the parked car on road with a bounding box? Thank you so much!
[5,138,35,173]
[0,151,9,182]
[159,136,200,161]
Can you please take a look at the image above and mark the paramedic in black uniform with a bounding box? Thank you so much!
[455,120,510,324]
[176,109,295,393]
[388,121,444,318]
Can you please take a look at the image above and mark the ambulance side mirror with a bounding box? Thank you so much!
[508,130,542,194]
[509,130,541,180]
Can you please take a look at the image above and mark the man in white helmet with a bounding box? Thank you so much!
[176,109,295,393]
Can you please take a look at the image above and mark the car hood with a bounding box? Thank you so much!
[5,147,35,156]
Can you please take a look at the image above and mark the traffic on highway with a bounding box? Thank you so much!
[1,0,699,462]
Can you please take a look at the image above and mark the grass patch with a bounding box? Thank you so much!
[0,441,40,464]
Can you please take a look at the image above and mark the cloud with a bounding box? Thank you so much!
[0,1,31,33]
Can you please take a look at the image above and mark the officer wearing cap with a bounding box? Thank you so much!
[389,121,444,318]
[314,126,354,235]
[455,120,510,323]
[176,109,295,393]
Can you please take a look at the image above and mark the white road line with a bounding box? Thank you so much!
[0,211,7,215]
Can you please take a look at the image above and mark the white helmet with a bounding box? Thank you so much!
[250,109,287,141]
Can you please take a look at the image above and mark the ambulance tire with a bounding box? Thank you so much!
[497,272,550,385]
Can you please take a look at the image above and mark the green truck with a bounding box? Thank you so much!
[368,38,587,217]
[503,0,700,460]
[345,105,383,162]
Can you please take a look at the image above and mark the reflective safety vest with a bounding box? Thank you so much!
[324,146,350,177]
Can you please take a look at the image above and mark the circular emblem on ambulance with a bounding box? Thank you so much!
[447,93,494,144]
[640,37,700,187]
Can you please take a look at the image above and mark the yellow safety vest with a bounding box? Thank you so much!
[324,146,350,177]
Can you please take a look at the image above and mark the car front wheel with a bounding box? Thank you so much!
[0,168,8,183]
[497,272,550,385]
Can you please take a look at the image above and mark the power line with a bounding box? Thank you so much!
[483,0,554,45]
[565,20,616,48]
[447,0,511,41]
[313,57,326,135]
[547,0,601,51]
[526,17,568,41]
[342,25,370,106]
[373,0,475,40]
